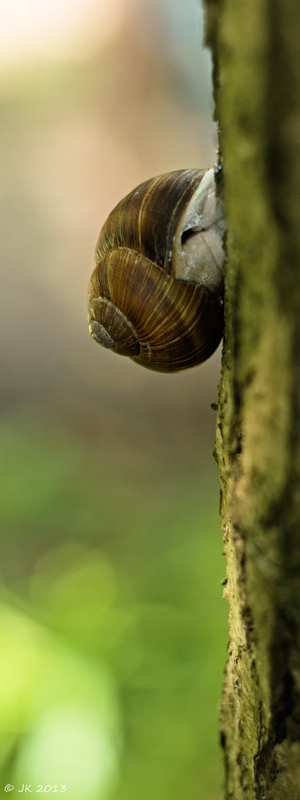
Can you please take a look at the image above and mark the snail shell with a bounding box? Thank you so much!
[88,167,225,373]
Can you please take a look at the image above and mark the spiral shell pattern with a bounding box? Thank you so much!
[88,169,224,372]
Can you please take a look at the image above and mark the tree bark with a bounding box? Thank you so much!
[203,0,300,797]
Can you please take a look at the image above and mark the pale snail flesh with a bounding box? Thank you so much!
[88,167,226,373]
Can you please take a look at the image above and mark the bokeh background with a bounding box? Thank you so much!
[0,0,228,797]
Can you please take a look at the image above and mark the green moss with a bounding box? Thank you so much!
[205,0,300,796]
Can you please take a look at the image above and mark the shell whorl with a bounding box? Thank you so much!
[88,169,225,373]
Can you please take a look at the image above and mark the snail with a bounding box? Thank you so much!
[88,167,226,373]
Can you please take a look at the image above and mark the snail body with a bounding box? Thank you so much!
[88,167,225,373]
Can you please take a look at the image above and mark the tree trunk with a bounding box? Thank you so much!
[203,0,300,797]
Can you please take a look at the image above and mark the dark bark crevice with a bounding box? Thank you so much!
[203,0,300,796]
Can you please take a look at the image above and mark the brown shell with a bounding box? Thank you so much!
[88,169,224,373]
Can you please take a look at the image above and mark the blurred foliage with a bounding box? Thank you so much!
[0,0,226,796]
[0,414,227,799]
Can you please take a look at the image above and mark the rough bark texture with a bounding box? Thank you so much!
[203,0,300,797]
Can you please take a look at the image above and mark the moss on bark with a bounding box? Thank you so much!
[203,0,300,797]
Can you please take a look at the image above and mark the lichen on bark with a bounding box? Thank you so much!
[203,0,300,797]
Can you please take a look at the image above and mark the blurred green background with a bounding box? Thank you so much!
[0,0,228,798]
